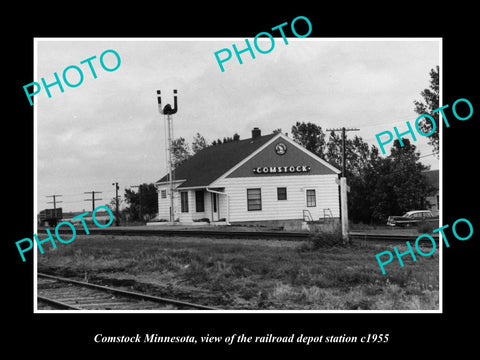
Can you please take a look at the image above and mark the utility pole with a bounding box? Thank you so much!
[46,194,62,211]
[84,191,102,212]
[325,127,360,177]
[157,89,178,223]
[46,194,62,225]
[112,182,120,226]
[326,127,360,243]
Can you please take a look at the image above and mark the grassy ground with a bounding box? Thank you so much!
[37,234,439,310]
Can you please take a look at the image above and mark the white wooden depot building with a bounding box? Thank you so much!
[155,128,341,227]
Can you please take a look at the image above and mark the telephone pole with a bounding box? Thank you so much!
[46,194,62,211]
[46,194,62,225]
[325,127,360,177]
[112,182,120,226]
[84,191,102,212]
[326,127,360,244]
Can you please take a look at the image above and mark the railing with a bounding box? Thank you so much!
[302,210,313,222]
[303,208,333,223]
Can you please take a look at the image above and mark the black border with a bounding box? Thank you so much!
[7,4,478,355]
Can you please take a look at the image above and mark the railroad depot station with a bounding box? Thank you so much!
[152,128,342,230]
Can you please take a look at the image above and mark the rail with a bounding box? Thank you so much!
[39,227,439,242]
[37,273,218,310]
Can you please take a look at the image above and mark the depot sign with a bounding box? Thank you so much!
[253,165,311,174]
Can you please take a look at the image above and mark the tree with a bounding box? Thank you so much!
[414,65,439,155]
[348,147,387,224]
[211,133,240,146]
[321,129,434,224]
[106,197,126,224]
[323,132,383,223]
[387,138,433,211]
[289,121,433,224]
[362,138,435,223]
[123,183,159,222]
[324,131,343,172]
[223,133,240,143]
[362,156,396,224]
[291,122,326,157]
[325,133,373,178]
[171,137,191,168]
[191,133,208,154]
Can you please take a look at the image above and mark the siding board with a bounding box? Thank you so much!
[216,174,339,222]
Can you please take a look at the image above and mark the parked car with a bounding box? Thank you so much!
[387,210,439,227]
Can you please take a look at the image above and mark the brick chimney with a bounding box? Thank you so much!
[251,127,261,139]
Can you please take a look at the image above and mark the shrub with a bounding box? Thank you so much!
[416,221,436,233]
[193,218,210,223]
[309,227,346,249]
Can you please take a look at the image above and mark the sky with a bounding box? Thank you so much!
[35,38,440,213]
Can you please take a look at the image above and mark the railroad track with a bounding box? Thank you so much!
[348,232,439,242]
[43,227,308,239]
[37,273,217,310]
[43,227,438,242]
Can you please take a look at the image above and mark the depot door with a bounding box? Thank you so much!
[211,193,219,222]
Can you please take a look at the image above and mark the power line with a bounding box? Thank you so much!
[418,152,438,160]
[46,194,62,210]
[84,191,102,212]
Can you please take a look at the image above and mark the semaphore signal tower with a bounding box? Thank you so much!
[157,89,178,223]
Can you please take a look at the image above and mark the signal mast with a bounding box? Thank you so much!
[157,89,178,222]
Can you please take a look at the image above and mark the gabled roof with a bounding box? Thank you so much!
[156,133,277,188]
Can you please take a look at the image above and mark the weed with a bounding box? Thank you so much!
[417,221,437,233]
[37,234,439,310]
[298,226,347,251]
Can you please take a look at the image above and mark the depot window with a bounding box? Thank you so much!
[306,189,316,207]
[247,188,262,211]
[195,190,205,212]
[181,191,189,213]
[277,187,287,200]
[161,190,167,199]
